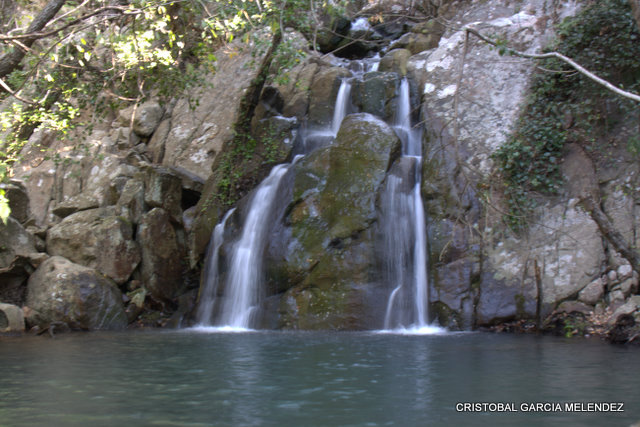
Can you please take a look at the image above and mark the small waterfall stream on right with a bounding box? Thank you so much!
[378,78,440,333]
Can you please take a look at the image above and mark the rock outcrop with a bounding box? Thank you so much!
[264,113,402,329]
[26,256,127,330]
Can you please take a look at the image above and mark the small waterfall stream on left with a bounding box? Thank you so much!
[195,77,353,330]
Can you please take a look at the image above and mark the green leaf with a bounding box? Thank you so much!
[0,191,10,224]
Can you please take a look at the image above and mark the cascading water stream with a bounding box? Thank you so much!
[381,78,430,330]
[196,208,235,325]
[331,80,352,137]
[198,78,353,329]
[217,163,292,328]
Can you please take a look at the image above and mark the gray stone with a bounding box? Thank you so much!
[52,193,99,218]
[25,256,127,330]
[555,301,594,316]
[46,209,141,284]
[608,296,640,326]
[351,72,400,122]
[147,119,171,163]
[264,113,402,329]
[378,49,411,76]
[616,277,639,297]
[116,178,146,224]
[0,303,25,333]
[138,208,185,302]
[578,278,605,305]
[2,180,30,223]
[144,166,182,222]
[308,66,352,127]
[618,264,633,280]
[119,101,164,137]
[161,31,273,180]
[0,216,36,270]
[390,32,441,55]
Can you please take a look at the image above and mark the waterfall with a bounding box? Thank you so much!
[331,79,352,137]
[197,75,354,331]
[216,163,293,328]
[196,208,235,325]
[380,78,430,330]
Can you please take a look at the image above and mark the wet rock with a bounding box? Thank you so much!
[607,314,640,344]
[378,49,411,76]
[578,278,605,305]
[476,270,538,324]
[0,303,25,333]
[46,209,141,284]
[351,72,400,122]
[431,258,477,329]
[138,208,185,303]
[26,256,127,330]
[270,113,402,329]
[308,66,352,127]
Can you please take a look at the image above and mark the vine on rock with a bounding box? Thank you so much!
[492,0,640,231]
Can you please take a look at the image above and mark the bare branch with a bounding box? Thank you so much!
[0,77,36,104]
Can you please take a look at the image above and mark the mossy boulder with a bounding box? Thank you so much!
[351,72,400,122]
[266,113,402,329]
[378,48,411,76]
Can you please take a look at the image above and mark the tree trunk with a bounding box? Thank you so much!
[0,0,67,79]
[581,195,640,274]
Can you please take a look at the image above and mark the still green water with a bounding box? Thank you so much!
[0,330,638,426]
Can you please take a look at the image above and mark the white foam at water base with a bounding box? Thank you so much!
[375,325,449,335]
[188,326,256,333]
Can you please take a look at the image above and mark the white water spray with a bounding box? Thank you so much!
[196,208,235,325]
[217,163,292,328]
[381,78,431,330]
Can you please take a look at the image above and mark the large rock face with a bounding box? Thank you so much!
[264,113,401,329]
[26,256,127,330]
[46,209,141,284]
[159,30,275,180]
[410,0,606,328]
[138,208,185,303]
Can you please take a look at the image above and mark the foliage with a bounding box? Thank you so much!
[493,0,640,230]
[0,0,348,218]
